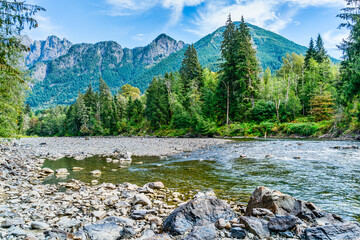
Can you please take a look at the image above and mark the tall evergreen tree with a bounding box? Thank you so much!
[237,16,260,108]
[0,1,44,137]
[337,0,360,103]
[305,38,316,68]
[179,44,203,90]
[99,77,114,132]
[315,34,327,63]
[217,14,238,126]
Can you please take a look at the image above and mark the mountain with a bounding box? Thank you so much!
[26,23,318,108]
[24,35,73,66]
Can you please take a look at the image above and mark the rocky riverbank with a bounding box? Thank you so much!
[1,138,360,239]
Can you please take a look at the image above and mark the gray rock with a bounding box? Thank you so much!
[268,215,300,232]
[231,227,247,239]
[121,227,137,239]
[1,218,25,228]
[31,221,50,230]
[163,196,236,236]
[142,233,172,240]
[184,224,217,240]
[148,182,165,189]
[83,222,123,240]
[305,222,360,240]
[215,218,226,229]
[101,216,135,226]
[239,216,270,239]
[9,226,27,236]
[246,186,344,225]
[251,208,275,219]
[132,194,152,206]
[131,210,157,220]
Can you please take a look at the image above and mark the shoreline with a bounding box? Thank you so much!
[1,138,360,239]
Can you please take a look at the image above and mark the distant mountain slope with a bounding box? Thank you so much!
[27,34,185,108]
[133,23,308,87]
[24,35,73,66]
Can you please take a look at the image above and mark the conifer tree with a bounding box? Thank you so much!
[315,34,327,63]
[337,0,360,103]
[237,16,260,108]
[217,14,238,125]
[180,44,203,90]
[305,38,316,68]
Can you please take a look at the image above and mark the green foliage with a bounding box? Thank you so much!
[252,100,276,122]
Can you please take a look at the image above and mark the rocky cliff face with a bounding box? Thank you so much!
[27,34,186,108]
[25,35,73,67]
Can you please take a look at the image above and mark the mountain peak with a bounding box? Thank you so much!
[154,33,175,43]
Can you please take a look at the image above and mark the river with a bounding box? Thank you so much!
[42,138,360,221]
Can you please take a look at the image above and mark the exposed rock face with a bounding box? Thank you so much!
[245,186,344,225]
[304,222,360,240]
[162,196,236,236]
[28,34,185,108]
[24,35,73,67]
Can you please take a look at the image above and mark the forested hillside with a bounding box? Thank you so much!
[27,22,316,109]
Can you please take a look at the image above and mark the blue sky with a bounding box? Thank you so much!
[25,0,349,58]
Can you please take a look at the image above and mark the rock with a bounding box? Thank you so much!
[246,186,344,225]
[101,216,135,226]
[148,182,165,189]
[293,156,301,159]
[106,158,112,162]
[231,227,247,239]
[91,180,98,185]
[148,216,162,226]
[143,233,172,240]
[265,155,273,158]
[72,167,83,171]
[57,217,81,229]
[268,215,300,232]
[9,226,27,236]
[305,222,360,240]
[91,170,101,176]
[74,155,85,160]
[56,168,69,175]
[92,210,107,220]
[163,196,236,236]
[139,230,156,240]
[42,168,54,174]
[131,210,157,220]
[239,216,270,239]
[31,221,50,230]
[251,208,275,219]
[83,222,123,240]
[122,227,137,239]
[184,224,217,240]
[132,194,152,207]
[215,218,226,229]
[1,218,25,228]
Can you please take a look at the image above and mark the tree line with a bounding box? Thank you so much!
[2,0,360,138]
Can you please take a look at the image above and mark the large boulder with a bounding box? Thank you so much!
[305,222,360,240]
[239,216,270,239]
[246,186,344,225]
[163,196,236,236]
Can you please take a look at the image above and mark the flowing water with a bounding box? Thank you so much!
[42,139,360,221]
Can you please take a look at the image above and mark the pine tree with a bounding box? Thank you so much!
[315,34,327,63]
[305,38,316,68]
[99,77,114,133]
[0,1,44,137]
[237,16,260,109]
[337,0,360,103]
[217,14,238,126]
[179,44,203,90]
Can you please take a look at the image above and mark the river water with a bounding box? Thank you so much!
[42,139,360,221]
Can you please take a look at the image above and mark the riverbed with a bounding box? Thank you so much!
[40,138,360,222]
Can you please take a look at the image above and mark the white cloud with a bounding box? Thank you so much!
[188,0,346,37]
[323,29,349,58]
[24,14,62,40]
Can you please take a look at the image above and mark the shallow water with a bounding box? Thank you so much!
[42,138,360,221]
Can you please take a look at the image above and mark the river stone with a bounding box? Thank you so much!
[91,170,101,175]
[215,218,226,229]
[246,186,344,225]
[305,222,360,240]
[184,224,217,240]
[143,233,172,240]
[101,216,135,226]
[92,210,107,220]
[131,210,157,220]
[239,216,270,239]
[148,182,165,189]
[268,215,300,232]
[1,218,25,228]
[56,168,69,175]
[83,222,123,240]
[132,194,152,207]
[163,196,236,236]
[31,221,50,230]
[42,168,54,174]
[231,227,247,239]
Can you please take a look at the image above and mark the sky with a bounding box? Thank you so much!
[25,0,350,59]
